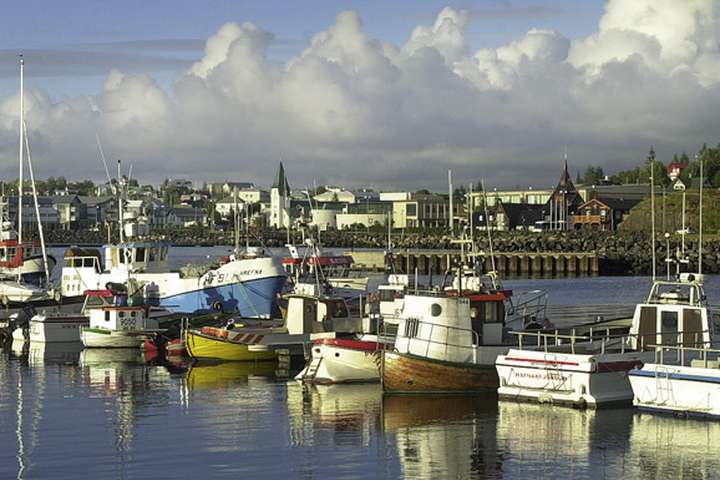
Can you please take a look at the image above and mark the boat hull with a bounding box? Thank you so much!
[185,330,277,362]
[28,315,89,342]
[496,349,649,407]
[629,364,720,417]
[81,328,150,348]
[160,275,287,317]
[300,339,381,384]
[382,351,498,394]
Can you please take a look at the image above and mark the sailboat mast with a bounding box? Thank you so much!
[18,55,24,251]
[23,121,50,286]
[650,159,656,281]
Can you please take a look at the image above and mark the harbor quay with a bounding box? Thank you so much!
[347,249,599,276]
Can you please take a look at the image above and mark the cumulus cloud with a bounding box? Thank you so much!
[0,1,719,190]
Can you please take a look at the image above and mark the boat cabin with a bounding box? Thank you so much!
[285,294,362,335]
[395,295,477,364]
[88,305,152,331]
[377,274,413,324]
[629,276,713,350]
[104,242,169,273]
[0,239,40,268]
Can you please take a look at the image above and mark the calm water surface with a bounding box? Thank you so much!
[3,248,718,479]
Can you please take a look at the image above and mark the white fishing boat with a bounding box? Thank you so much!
[629,344,720,417]
[61,166,286,317]
[283,239,368,300]
[12,313,88,343]
[81,304,163,348]
[627,156,720,417]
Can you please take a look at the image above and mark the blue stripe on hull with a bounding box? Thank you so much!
[159,275,287,317]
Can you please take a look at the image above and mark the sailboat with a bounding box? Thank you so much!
[0,56,55,305]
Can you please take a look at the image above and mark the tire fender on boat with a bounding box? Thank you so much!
[212,301,224,312]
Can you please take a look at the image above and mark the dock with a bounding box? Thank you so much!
[346,250,600,276]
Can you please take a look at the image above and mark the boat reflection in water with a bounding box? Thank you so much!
[628,413,720,478]
[184,360,277,393]
[495,401,633,477]
[286,383,382,448]
[11,340,83,366]
[382,394,502,479]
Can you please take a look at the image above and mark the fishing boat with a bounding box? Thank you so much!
[12,313,88,343]
[80,284,165,348]
[496,274,714,407]
[185,325,278,361]
[60,167,286,317]
[497,157,715,408]
[283,239,368,299]
[294,274,412,384]
[185,290,363,361]
[382,288,516,393]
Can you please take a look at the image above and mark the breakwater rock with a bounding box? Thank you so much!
[45,228,717,275]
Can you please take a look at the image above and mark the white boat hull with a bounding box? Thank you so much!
[81,328,150,348]
[496,349,651,407]
[28,315,89,343]
[300,342,380,384]
[629,364,720,417]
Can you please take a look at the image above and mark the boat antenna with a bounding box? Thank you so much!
[650,152,656,281]
[698,153,703,276]
[233,187,240,254]
[96,133,112,184]
[481,180,497,276]
[448,170,454,235]
[245,195,250,252]
[17,55,24,270]
[469,182,474,267]
[117,159,124,244]
[23,120,51,287]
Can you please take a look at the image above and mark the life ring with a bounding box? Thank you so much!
[212,301,224,312]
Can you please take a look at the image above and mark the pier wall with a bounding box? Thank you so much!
[346,250,600,276]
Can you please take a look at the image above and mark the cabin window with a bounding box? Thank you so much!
[327,300,349,318]
[430,303,442,317]
[119,312,125,319]
[7,247,15,257]
[136,247,146,262]
[131,311,137,318]
[404,318,420,338]
[379,290,399,302]
[484,302,502,323]
[661,311,679,345]
[83,258,94,268]
[86,296,104,307]
[104,311,110,322]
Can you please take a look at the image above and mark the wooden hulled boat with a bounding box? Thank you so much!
[383,350,498,393]
[382,290,514,394]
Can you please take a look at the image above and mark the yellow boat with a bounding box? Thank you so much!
[185,327,278,361]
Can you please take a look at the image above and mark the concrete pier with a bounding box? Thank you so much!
[346,249,600,276]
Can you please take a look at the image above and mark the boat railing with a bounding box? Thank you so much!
[398,317,480,363]
[649,341,720,367]
[505,289,548,329]
[511,328,711,355]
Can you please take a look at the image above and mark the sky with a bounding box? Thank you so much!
[0,0,717,191]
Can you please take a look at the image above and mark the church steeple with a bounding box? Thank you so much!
[272,162,291,196]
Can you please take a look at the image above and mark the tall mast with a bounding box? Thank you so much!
[650,155,656,281]
[23,120,50,285]
[18,55,24,249]
[117,160,124,244]
[448,170,454,235]
[699,153,703,276]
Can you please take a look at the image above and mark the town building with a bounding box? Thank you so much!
[270,162,292,229]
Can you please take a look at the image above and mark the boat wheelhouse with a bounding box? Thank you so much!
[496,274,715,407]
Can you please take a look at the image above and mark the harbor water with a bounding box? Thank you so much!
[2,247,720,479]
